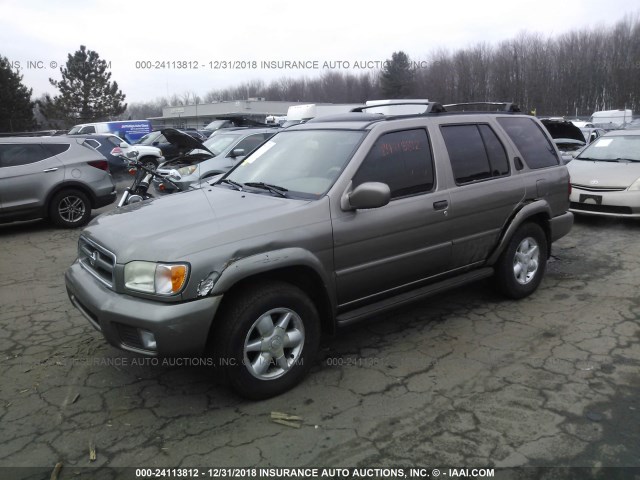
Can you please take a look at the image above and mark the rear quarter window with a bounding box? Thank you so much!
[42,143,71,156]
[497,117,559,169]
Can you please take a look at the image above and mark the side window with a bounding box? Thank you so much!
[107,136,122,147]
[441,125,491,184]
[352,129,434,199]
[80,126,96,134]
[81,139,100,149]
[478,125,509,176]
[230,133,272,157]
[42,143,70,156]
[0,144,51,168]
[497,117,559,169]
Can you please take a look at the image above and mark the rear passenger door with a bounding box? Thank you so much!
[439,123,525,268]
[0,143,66,214]
[332,128,452,307]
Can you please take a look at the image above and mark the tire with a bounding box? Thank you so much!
[212,281,320,400]
[139,157,158,170]
[49,189,92,228]
[495,222,548,299]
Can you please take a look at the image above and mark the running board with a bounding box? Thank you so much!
[336,267,494,327]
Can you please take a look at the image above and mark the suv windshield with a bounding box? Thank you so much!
[203,134,240,156]
[224,130,365,198]
[577,135,640,161]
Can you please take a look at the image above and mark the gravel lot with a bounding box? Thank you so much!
[0,194,639,478]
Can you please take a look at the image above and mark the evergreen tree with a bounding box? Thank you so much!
[0,56,35,132]
[380,51,416,98]
[39,45,126,126]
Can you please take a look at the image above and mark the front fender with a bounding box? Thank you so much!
[210,247,335,304]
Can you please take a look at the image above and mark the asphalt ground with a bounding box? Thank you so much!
[0,190,638,479]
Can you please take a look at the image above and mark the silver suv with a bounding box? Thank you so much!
[0,137,116,227]
[65,102,573,398]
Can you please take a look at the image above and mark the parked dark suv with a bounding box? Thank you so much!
[65,101,573,398]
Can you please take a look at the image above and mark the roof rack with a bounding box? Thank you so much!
[350,101,446,114]
[443,102,521,113]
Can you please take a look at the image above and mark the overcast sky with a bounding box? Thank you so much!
[0,0,637,103]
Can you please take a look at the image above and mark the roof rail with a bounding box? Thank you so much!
[443,102,521,113]
[350,102,446,114]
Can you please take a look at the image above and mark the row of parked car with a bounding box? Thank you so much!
[1,104,639,230]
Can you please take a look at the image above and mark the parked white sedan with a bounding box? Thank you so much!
[568,130,640,217]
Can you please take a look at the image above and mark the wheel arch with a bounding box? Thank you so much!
[487,200,552,265]
[210,249,336,335]
[44,181,99,212]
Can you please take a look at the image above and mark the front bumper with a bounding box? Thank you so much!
[65,261,222,356]
[569,188,640,218]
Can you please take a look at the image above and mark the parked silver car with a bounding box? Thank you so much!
[0,137,116,227]
[152,127,279,194]
[568,130,640,217]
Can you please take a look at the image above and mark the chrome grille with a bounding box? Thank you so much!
[78,236,116,288]
[572,184,627,192]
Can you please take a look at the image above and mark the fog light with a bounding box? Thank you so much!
[139,329,157,350]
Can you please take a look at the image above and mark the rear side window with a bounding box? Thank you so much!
[497,117,559,169]
[0,144,53,167]
[353,129,434,199]
[42,143,70,156]
[82,139,100,149]
[440,124,509,184]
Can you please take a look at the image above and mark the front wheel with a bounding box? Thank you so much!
[495,222,548,299]
[139,157,158,170]
[49,189,91,228]
[212,281,320,399]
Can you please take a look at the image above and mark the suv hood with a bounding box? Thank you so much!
[162,128,214,155]
[82,187,318,262]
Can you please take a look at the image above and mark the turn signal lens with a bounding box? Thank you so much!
[155,264,188,295]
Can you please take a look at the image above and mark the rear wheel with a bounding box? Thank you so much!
[495,222,547,299]
[212,281,320,399]
[49,189,91,228]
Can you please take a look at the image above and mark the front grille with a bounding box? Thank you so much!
[572,184,627,192]
[78,236,116,288]
[115,323,144,349]
[570,202,633,215]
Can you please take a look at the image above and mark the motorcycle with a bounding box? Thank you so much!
[117,151,181,207]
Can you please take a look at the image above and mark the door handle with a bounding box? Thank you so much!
[433,200,449,211]
[43,167,59,172]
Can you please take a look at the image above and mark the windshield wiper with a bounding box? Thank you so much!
[217,178,244,190]
[577,157,619,162]
[244,182,288,197]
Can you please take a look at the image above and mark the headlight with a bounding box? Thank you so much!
[177,165,197,177]
[124,261,189,295]
[629,177,640,191]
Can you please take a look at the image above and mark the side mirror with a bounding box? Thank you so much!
[119,142,129,148]
[230,148,245,158]
[341,182,390,211]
